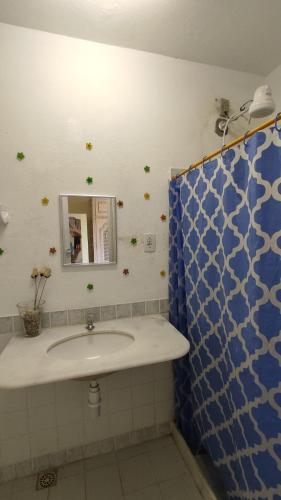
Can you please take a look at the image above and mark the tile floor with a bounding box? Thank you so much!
[0,436,204,500]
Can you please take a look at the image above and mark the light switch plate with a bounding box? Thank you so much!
[144,233,156,252]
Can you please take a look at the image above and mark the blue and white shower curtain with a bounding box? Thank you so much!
[169,126,281,499]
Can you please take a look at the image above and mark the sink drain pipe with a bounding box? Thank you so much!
[88,380,101,417]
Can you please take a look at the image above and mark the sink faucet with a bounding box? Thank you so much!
[86,314,95,331]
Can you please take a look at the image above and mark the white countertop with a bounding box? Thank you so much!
[0,315,189,389]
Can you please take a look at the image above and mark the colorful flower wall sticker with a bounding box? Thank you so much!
[160,214,167,221]
[41,197,49,206]
[123,268,129,276]
[17,152,25,161]
[130,238,137,246]
[117,200,124,208]
[144,165,150,173]
[0,248,4,256]
[86,142,93,151]
[144,192,150,200]
[49,247,57,255]
[86,177,93,185]
[160,270,166,277]
[87,283,94,290]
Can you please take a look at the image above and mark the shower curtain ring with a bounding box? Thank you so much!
[243,130,250,149]
[187,163,194,173]
[220,144,228,160]
[274,112,281,132]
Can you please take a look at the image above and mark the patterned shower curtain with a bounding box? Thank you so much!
[169,125,281,499]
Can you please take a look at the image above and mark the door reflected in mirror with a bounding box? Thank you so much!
[60,195,117,266]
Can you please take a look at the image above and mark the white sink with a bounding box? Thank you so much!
[0,315,189,388]
[47,331,134,361]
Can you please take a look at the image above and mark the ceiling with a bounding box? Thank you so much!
[0,0,280,76]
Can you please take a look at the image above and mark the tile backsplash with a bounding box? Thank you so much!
[0,299,169,334]
[0,299,172,481]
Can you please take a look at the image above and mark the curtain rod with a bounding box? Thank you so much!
[175,113,281,179]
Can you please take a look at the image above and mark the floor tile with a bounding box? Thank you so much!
[125,484,162,500]
[160,472,203,500]
[118,454,156,494]
[84,451,116,471]
[49,474,86,500]
[0,481,12,500]
[58,460,84,478]
[116,443,147,462]
[148,443,186,482]
[86,464,123,500]
[11,489,48,500]
[144,435,174,452]
[5,436,204,500]
[12,475,37,491]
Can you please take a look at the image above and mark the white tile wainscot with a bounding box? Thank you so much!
[0,363,175,481]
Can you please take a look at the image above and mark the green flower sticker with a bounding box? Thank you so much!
[144,165,150,173]
[130,238,137,246]
[87,283,94,290]
[0,248,4,256]
[17,152,25,161]
[86,177,93,185]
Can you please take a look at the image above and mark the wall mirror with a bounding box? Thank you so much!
[60,194,117,266]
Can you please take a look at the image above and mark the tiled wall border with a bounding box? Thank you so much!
[0,422,171,484]
[0,299,169,335]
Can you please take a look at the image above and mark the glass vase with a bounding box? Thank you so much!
[17,301,45,337]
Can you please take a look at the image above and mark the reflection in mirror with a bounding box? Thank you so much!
[60,195,117,266]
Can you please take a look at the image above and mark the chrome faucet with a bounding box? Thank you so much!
[86,314,95,331]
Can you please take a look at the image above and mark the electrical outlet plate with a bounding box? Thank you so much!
[144,233,156,252]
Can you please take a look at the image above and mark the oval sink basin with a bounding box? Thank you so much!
[47,331,134,361]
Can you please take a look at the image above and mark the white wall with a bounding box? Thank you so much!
[0,23,262,316]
